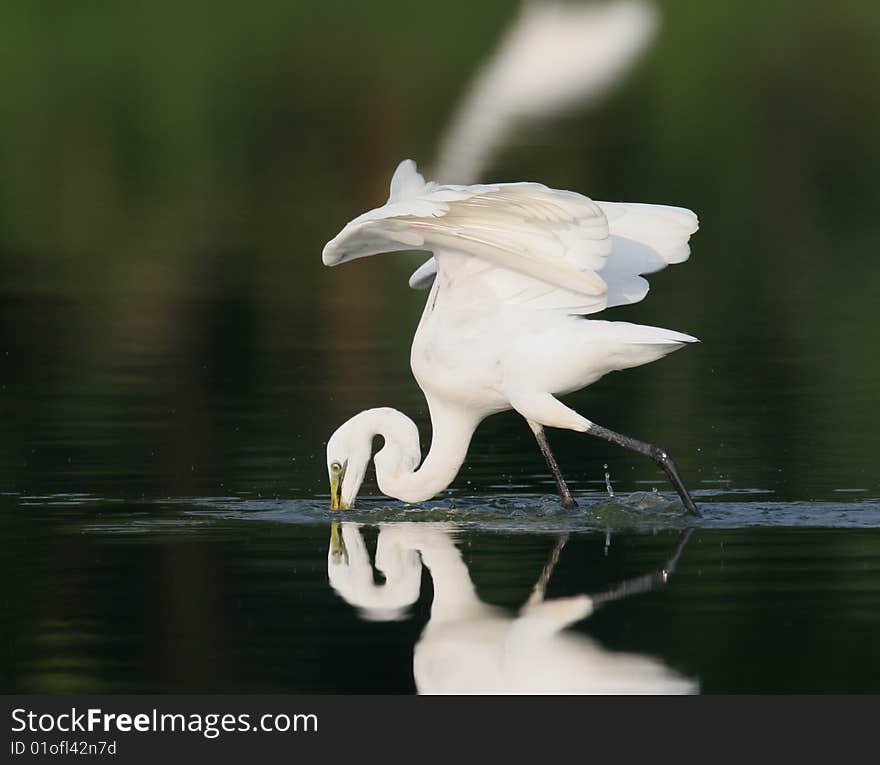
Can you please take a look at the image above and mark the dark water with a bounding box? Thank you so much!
[4,493,880,693]
[2,2,880,694]
[2,295,879,694]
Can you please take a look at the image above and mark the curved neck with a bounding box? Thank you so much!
[372,398,479,504]
[415,535,493,623]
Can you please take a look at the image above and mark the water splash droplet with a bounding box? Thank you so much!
[604,465,614,498]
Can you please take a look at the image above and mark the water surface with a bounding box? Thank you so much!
[4,487,879,693]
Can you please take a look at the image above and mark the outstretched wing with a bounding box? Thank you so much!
[406,198,699,312]
[323,160,613,313]
[323,160,698,315]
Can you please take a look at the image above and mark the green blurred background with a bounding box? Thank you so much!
[2,0,880,696]
[1,0,879,499]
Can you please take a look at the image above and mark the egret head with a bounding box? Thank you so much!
[326,419,372,510]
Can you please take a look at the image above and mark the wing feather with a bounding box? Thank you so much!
[324,167,612,305]
[323,161,698,316]
[596,202,699,309]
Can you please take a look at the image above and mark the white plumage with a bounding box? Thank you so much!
[323,160,700,512]
[433,0,659,185]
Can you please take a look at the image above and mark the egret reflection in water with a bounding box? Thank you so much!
[328,522,698,694]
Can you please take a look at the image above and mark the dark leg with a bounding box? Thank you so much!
[530,422,577,509]
[591,528,694,607]
[586,423,701,517]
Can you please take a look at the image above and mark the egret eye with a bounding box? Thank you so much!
[330,460,342,474]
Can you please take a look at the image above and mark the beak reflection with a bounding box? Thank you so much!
[329,521,348,564]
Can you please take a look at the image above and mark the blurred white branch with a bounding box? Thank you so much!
[433,0,659,185]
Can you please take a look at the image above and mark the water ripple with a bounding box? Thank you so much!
[46,489,880,536]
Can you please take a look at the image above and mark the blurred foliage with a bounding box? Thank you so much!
[0,0,879,497]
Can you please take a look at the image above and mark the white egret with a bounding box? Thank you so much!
[328,523,698,694]
[327,521,422,622]
[323,159,700,513]
[433,0,659,185]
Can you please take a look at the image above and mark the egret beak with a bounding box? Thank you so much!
[329,462,349,510]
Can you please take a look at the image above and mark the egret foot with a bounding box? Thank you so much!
[585,423,701,517]
[529,421,578,509]
[591,528,695,607]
